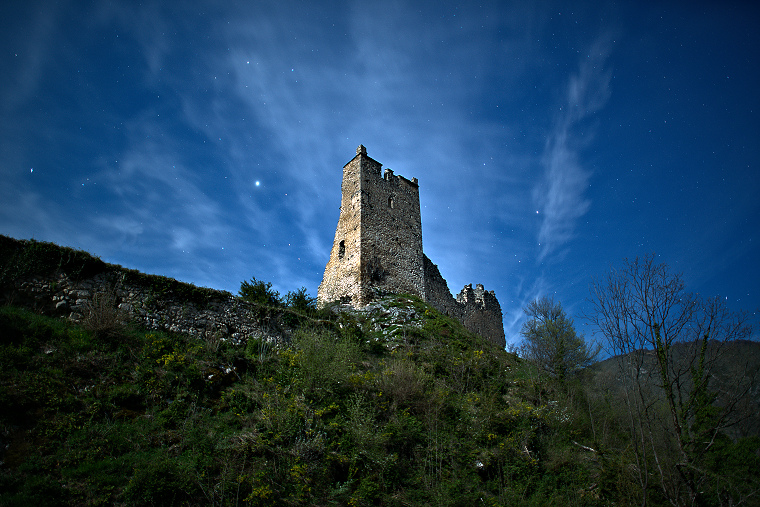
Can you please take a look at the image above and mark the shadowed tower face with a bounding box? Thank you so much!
[318,145,424,306]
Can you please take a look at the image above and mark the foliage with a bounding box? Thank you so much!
[519,296,598,381]
[284,287,317,313]
[79,284,126,339]
[239,277,317,318]
[0,300,621,507]
[239,276,283,307]
[120,267,229,310]
[0,235,231,312]
[0,235,107,289]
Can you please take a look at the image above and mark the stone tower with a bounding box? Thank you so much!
[318,145,424,306]
[318,145,506,348]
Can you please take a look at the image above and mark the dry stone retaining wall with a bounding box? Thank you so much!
[5,269,288,346]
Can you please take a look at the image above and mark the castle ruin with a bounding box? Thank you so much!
[318,145,505,347]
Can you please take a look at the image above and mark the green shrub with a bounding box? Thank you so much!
[290,327,360,399]
[284,286,317,313]
[80,284,126,339]
[377,357,431,412]
[0,236,107,289]
[0,470,68,506]
[239,276,282,306]
[2,265,753,507]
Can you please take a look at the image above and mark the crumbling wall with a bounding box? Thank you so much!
[361,163,424,302]
[318,145,424,306]
[422,254,458,317]
[454,283,505,348]
[317,147,366,306]
[423,255,505,348]
[4,269,288,346]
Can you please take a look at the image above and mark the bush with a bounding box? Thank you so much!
[80,285,126,339]
[123,455,197,505]
[239,276,282,306]
[290,327,360,399]
[284,287,317,313]
[377,357,430,412]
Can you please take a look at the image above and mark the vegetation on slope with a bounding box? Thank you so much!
[1,238,758,505]
[0,235,231,311]
[1,295,611,506]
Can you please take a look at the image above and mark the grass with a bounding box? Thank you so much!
[3,236,758,505]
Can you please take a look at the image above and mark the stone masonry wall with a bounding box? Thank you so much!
[455,283,505,348]
[4,269,289,346]
[422,254,459,317]
[317,147,365,306]
[318,145,425,306]
[361,159,424,303]
[423,255,506,348]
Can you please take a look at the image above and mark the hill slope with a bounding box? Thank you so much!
[589,339,760,440]
[1,237,758,506]
[1,297,602,506]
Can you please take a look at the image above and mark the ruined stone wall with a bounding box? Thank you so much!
[361,162,424,303]
[318,145,424,306]
[454,284,506,348]
[5,270,289,346]
[423,255,459,317]
[317,147,374,306]
[423,255,506,348]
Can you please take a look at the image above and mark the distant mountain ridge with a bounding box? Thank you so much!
[589,339,760,439]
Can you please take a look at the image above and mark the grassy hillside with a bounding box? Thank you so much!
[1,237,758,505]
[0,295,609,506]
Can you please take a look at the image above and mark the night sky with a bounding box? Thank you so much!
[2,1,758,347]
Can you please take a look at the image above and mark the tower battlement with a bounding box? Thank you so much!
[318,146,505,347]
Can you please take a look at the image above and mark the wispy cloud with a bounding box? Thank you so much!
[213,3,534,285]
[0,2,610,311]
[535,37,613,262]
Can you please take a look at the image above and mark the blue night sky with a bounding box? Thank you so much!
[2,1,758,347]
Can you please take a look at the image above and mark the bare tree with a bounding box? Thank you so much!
[588,254,757,506]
